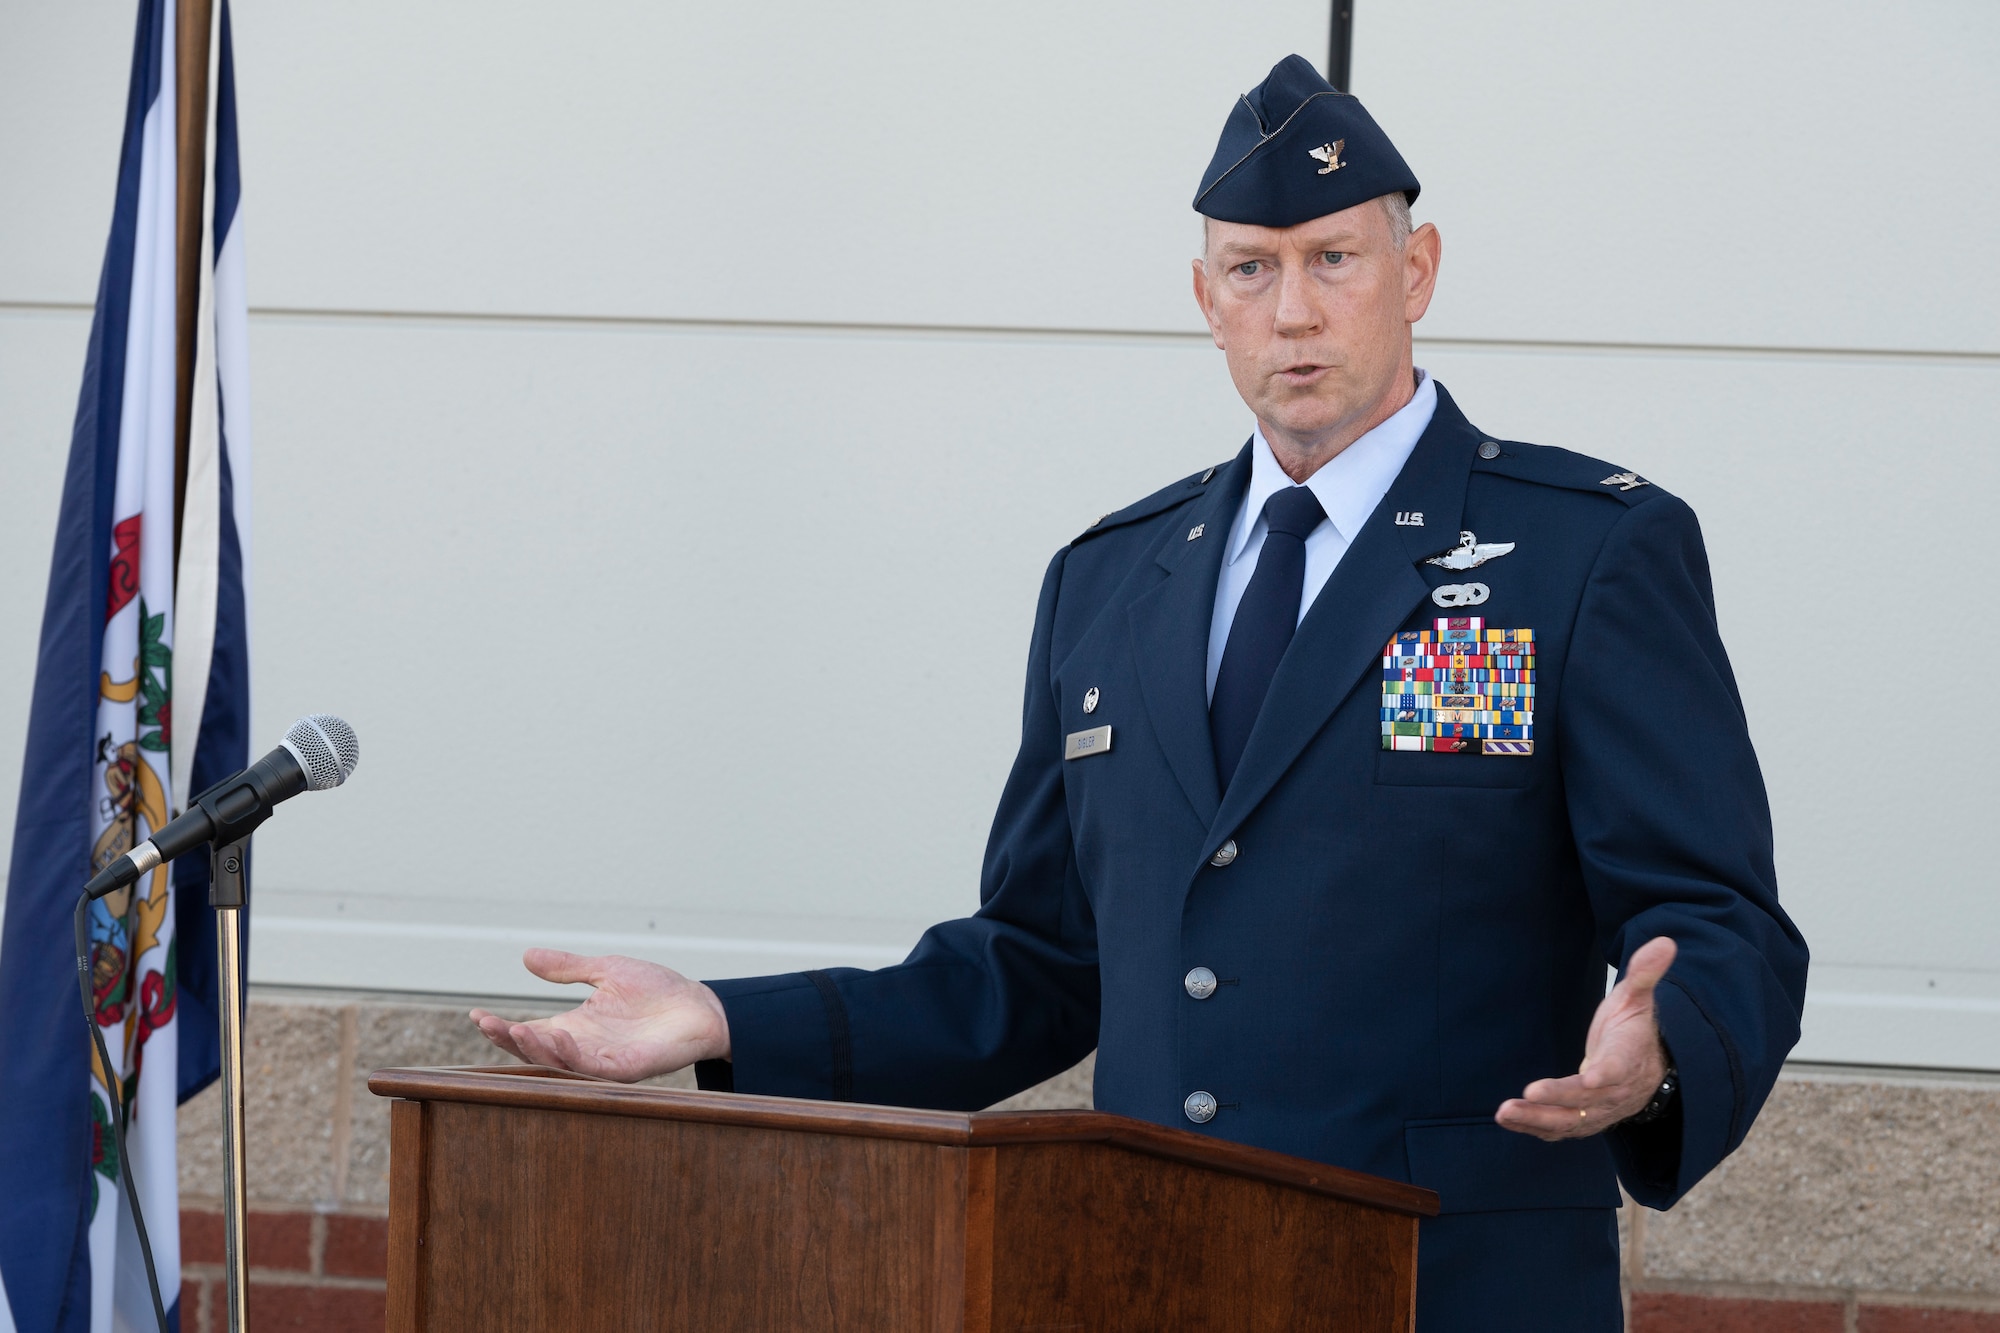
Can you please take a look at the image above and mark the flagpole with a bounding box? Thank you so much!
[210,841,250,1333]
[174,2,252,1331]
[174,0,215,563]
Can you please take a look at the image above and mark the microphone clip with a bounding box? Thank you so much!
[187,744,307,850]
[210,837,249,909]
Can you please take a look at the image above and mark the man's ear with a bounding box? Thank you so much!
[1191,258,1226,350]
[1403,222,1442,325]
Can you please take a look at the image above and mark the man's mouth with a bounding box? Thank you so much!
[1276,363,1332,384]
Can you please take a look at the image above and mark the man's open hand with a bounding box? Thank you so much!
[1496,936,1676,1140]
[469,949,731,1083]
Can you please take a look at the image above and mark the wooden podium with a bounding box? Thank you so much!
[369,1066,1438,1332]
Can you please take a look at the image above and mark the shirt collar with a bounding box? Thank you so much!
[1227,368,1440,565]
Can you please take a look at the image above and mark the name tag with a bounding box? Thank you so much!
[1064,726,1113,760]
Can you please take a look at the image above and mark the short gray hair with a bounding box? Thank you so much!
[1200,192,1415,255]
[1380,192,1413,251]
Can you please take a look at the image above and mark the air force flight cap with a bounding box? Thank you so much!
[1194,55,1421,228]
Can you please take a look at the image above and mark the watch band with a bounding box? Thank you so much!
[1625,1063,1679,1126]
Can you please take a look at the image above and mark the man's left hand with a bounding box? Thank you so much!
[1496,936,1676,1140]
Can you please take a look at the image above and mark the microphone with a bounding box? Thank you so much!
[83,714,359,900]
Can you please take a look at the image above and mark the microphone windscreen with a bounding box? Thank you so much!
[282,714,360,791]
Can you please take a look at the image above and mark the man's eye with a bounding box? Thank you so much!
[1322,251,1348,265]
[1234,261,1262,276]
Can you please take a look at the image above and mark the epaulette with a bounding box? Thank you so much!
[1072,461,1228,544]
[1471,439,1670,508]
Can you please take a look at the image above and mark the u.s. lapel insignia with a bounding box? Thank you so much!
[1187,524,1205,541]
[1425,531,1515,571]
[1601,471,1649,492]
[1309,140,1346,175]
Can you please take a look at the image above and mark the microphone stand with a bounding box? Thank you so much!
[209,838,251,1333]
[79,721,354,1333]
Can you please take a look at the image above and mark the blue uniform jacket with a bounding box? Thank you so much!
[702,384,1808,1327]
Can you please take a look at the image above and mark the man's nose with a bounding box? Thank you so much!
[1272,265,1321,337]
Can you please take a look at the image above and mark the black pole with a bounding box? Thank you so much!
[1328,0,1354,92]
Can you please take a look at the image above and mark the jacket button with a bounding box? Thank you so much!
[1184,967,1218,999]
[1183,1091,1218,1124]
[1209,839,1238,867]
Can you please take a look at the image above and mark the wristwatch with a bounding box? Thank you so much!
[1624,1063,1679,1126]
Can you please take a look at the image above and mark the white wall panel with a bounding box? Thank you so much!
[9,2,1993,352]
[0,0,1327,331]
[1362,1,2000,354]
[226,313,1250,995]
[0,7,132,308]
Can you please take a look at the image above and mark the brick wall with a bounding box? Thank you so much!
[180,991,2000,1331]
[174,988,587,1333]
[1628,1293,2000,1331]
[178,1206,386,1333]
[1620,1068,2000,1329]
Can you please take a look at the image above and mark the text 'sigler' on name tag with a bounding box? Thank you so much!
[1064,726,1112,760]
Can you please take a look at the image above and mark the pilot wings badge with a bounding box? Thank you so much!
[1309,140,1346,175]
[1425,531,1516,571]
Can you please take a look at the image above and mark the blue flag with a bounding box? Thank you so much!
[0,0,250,1327]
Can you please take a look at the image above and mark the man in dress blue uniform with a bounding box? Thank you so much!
[474,55,1809,1327]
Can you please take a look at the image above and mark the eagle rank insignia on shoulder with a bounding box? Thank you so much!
[1425,531,1515,571]
[1309,140,1346,174]
[1601,471,1649,492]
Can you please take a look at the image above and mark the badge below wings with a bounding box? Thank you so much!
[1381,617,1535,755]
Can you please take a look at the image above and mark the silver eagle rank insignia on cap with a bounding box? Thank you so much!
[1309,140,1346,174]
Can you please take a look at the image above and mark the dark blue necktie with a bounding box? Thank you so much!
[1210,485,1327,791]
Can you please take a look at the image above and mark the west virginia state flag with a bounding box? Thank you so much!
[0,0,251,1328]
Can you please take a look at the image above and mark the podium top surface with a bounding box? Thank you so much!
[370,1065,1439,1218]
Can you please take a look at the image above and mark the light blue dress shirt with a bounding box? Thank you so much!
[1205,369,1439,701]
